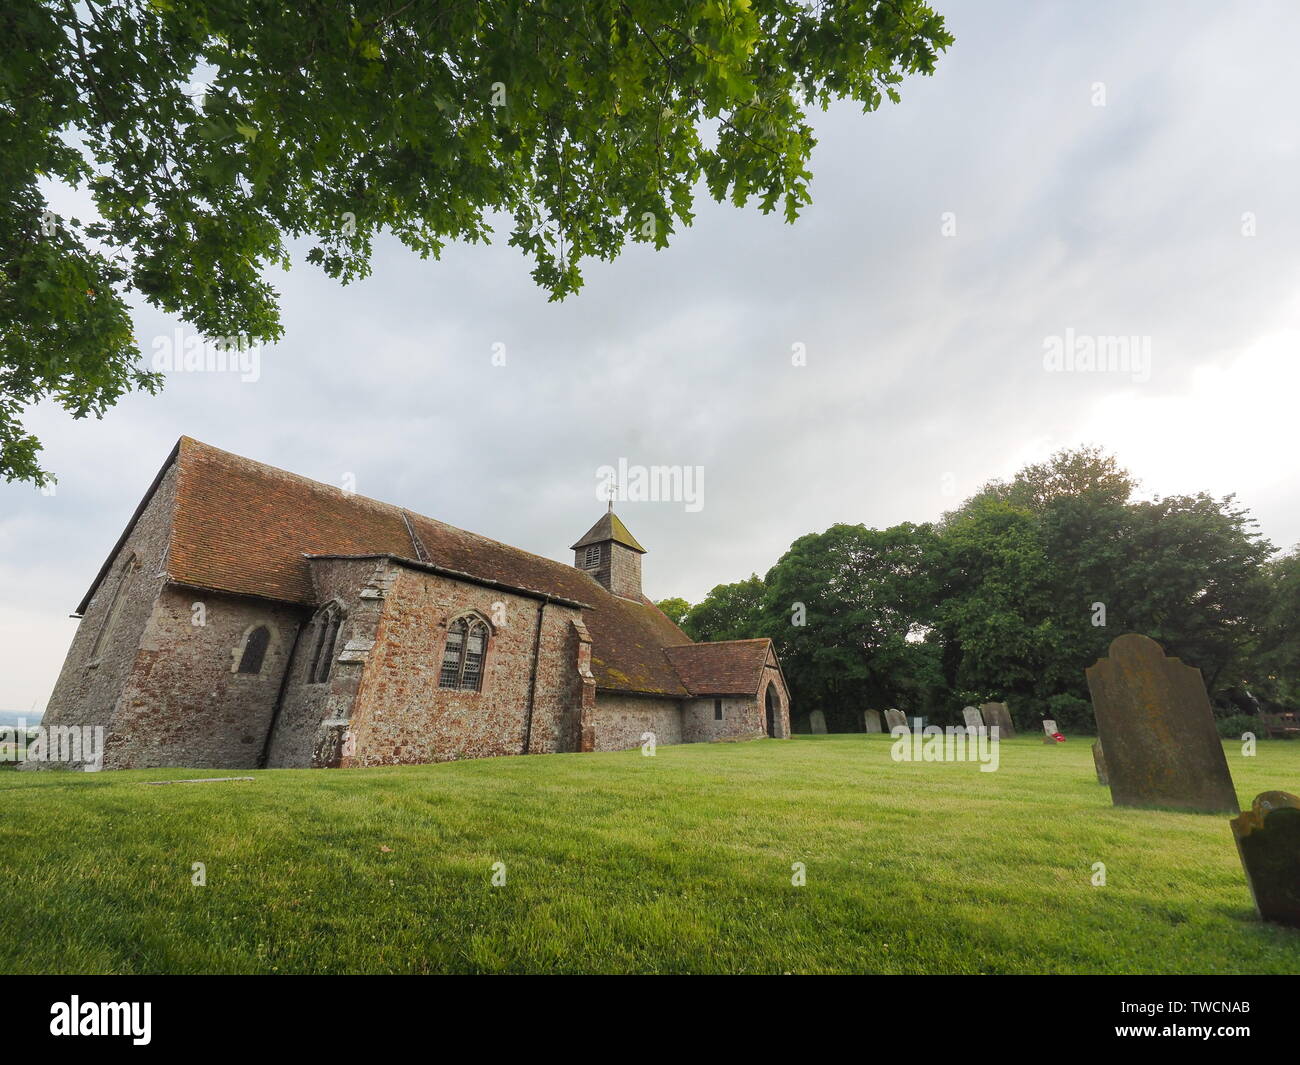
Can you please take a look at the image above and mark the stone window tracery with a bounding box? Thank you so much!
[308,604,344,684]
[439,615,490,691]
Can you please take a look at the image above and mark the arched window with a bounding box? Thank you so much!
[236,625,272,675]
[89,553,140,663]
[439,615,490,691]
[308,605,344,684]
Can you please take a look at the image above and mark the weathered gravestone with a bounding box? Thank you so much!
[1092,740,1108,786]
[862,709,882,734]
[962,706,985,732]
[1041,719,1061,743]
[1231,791,1300,928]
[808,709,828,734]
[980,702,1015,738]
[1085,633,1238,814]
[883,708,908,732]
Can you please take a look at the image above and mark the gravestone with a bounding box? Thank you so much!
[1041,719,1061,743]
[962,706,985,731]
[980,702,1015,738]
[862,709,882,734]
[884,708,908,732]
[1231,791,1300,928]
[808,709,828,735]
[1092,741,1108,786]
[1085,633,1238,814]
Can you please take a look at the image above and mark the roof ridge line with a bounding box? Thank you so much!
[665,637,771,648]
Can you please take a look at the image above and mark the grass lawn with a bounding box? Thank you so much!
[1,734,1297,974]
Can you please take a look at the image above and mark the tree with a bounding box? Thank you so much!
[964,445,1137,514]
[944,447,1139,725]
[929,498,1062,724]
[933,450,1276,728]
[681,574,766,643]
[1114,493,1273,695]
[762,522,941,730]
[1,1,952,483]
[660,448,1288,732]
[654,596,692,628]
[1249,547,1300,709]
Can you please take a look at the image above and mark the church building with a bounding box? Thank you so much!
[43,438,791,769]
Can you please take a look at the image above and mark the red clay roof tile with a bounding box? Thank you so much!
[663,639,774,696]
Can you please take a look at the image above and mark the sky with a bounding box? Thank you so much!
[3,0,1299,714]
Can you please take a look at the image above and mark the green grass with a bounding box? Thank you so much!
[1,735,1297,974]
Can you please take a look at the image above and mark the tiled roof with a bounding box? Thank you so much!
[570,511,646,553]
[168,437,411,604]
[78,437,694,696]
[663,639,775,696]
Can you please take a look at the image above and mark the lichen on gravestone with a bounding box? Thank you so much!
[1231,791,1300,928]
[1086,633,1237,814]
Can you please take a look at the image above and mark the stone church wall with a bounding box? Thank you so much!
[681,696,765,743]
[340,565,585,766]
[265,557,388,768]
[42,464,178,764]
[590,692,683,750]
[108,587,302,769]
[526,604,590,754]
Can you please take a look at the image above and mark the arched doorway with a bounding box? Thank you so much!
[765,684,780,738]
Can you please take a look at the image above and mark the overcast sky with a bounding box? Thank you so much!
[4,0,1299,714]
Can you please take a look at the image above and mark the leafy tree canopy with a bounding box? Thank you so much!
[1251,547,1300,708]
[680,573,765,643]
[1,0,952,483]
[762,521,941,730]
[948,445,1137,519]
[670,447,1293,732]
[654,596,692,627]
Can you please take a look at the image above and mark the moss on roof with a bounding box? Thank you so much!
[569,511,646,554]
